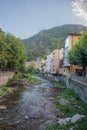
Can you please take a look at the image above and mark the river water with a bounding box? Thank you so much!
[0,78,58,130]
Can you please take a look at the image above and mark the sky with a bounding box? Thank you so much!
[0,0,87,39]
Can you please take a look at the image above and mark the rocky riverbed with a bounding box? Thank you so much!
[0,78,58,130]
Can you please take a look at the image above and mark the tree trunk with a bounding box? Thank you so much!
[83,66,86,77]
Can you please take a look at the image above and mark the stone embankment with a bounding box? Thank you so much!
[8,79,27,87]
[46,73,87,103]
[66,76,87,103]
[0,72,14,86]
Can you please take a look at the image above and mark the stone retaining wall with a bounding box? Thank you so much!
[65,76,87,103]
[46,74,62,82]
[0,72,14,86]
[46,73,87,103]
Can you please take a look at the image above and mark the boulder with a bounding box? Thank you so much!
[71,114,85,123]
[65,117,71,123]
[58,119,67,125]
[0,118,4,121]
[59,98,68,105]
[0,105,7,110]
[24,115,29,120]
[70,127,74,130]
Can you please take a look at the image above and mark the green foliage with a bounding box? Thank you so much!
[68,30,87,76]
[54,81,66,89]
[20,73,41,85]
[0,29,27,71]
[0,30,8,69]
[27,63,37,74]
[51,37,64,49]
[46,89,87,130]
[27,75,41,85]
[0,85,13,95]
[23,24,86,61]
[13,72,41,85]
[46,123,72,130]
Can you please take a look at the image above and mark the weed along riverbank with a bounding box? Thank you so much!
[46,81,87,130]
[0,73,41,102]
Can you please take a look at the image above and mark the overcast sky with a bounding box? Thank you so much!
[0,0,87,39]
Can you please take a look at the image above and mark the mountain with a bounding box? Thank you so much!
[23,24,87,61]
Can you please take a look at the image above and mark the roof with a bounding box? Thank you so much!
[68,33,81,36]
[64,33,81,40]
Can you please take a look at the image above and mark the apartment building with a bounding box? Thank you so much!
[50,49,58,74]
[64,33,82,77]
[51,48,64,74]
[45,48,64,74]
[58,48,64,74]
[45,54,52,73]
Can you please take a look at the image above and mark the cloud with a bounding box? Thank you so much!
[71,0,87,21]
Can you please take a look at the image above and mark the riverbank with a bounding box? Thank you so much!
[0,74,41,103]
[46,81,87,130]
[0,78,57,130]
[1,77,87,130]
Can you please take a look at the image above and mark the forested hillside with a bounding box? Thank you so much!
[23,24,87,61]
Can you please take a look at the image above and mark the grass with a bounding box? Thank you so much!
[0,85,13,96]
[13,73,41,86]
[46,123,73,130]
[46,81,87,130]
[54,81,66,89]
[27,75,41,85]
[21,73,41,85]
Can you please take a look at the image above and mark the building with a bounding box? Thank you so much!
[57,48,64,74]
[64,33,82,77]
[45,54,52,73]
[26,58,46,71]
[45,48,64,75]
[50,48,64,74]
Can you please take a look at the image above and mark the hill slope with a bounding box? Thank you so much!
[23,24,87,61]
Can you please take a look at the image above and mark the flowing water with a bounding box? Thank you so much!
[0,78,58,130]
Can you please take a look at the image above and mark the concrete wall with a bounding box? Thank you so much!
[0,72,14,86]
[65,76,87,103]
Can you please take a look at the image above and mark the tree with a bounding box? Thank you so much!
[0,30,8,70]
[0,29,27,72]
[5,33,26,71]
[68,31,87,77]
[27,63,36,74]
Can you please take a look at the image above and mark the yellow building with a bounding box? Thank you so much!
[64,33,82,77]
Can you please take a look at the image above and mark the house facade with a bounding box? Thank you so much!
[50,49,59,74]
[26,58,46,71]
[45,48,64,74]
[45,54,52,73]
[64,33,82,77]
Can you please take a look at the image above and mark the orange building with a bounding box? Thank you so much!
[64,33,82,77]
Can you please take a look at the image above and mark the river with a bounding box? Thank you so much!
[0,78,58,130]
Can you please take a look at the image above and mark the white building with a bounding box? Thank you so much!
[45,54,52,73]
[64,35,71,67]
